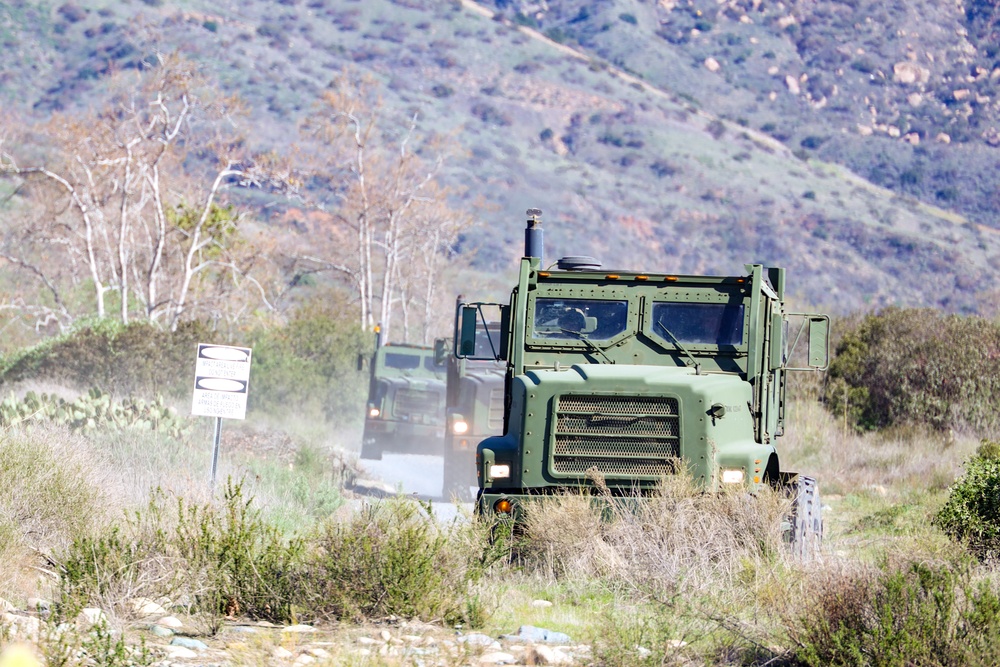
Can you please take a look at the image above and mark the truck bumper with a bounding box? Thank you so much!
[361,421,444,459]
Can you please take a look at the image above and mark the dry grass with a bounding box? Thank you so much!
[781,399,980,496]
[522,474,790,602]
[0,425,125,602]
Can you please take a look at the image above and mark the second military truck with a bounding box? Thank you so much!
[437,308,506,501]
[456,210,830,555]
[360,328,447,461]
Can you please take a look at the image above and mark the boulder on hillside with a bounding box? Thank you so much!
[893,62,930,84]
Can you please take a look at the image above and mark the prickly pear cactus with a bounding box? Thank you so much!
[0,389,187,437]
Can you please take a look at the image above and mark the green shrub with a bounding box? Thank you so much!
[791,560,1000,666]
[0,302,368,428]
[934,440,1000,561]
[824,308,1000,432]
[36,619,154,667]
[299,499,489,624]
[592,606,684,667]
[57,483,491,627]
[58,481,305,625]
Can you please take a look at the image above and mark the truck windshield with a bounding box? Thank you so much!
[533,298,628,341]
[651,302,745,346]
[383,352,422,370]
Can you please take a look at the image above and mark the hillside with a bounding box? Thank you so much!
[1,0,998,318]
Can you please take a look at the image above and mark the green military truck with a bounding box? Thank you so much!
[437,309,506,501]
[360,328,447,461]
[455,210,830,555]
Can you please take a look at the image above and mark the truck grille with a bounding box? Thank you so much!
[552,395,680,477]
[395,389,443,423]
[487,387,504,432]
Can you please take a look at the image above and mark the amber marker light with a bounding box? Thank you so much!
[665,276,678,282]
[605,274,620,279]
[636,275,649,281]
[494,498,514,514]
[538,271,551,278]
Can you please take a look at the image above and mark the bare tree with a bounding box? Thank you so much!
[0,55,278,331]
[294,72,469,342]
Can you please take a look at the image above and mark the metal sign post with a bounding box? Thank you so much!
[191,343,253,489]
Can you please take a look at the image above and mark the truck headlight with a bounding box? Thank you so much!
[721,469,745,484]
[451,419,469,435]
[489,464,511,479]
[368,407,380,418]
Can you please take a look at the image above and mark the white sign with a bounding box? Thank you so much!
[192,343,252,419]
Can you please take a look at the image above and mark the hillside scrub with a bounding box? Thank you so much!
[0,319,208,398]
[0,399,994,665]
[823,308,1000,433]
[0,306,370,429]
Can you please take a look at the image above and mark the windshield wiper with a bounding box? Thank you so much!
[655,321,702,375]
[559,328,615,364]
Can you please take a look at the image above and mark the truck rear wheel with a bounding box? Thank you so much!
[785,475,822,561]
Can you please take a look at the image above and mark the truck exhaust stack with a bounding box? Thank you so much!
[524,208,544,264]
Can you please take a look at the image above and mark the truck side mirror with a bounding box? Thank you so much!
[356,353,366,372]
[457,306,479,357]
[769,313,785,371]
[433,338,450,366]
[455,303,506,360]
[808,316,830,370]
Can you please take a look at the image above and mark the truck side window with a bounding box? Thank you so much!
[533,298,628,340]
[651,302,745,346]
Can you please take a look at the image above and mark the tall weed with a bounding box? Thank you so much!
[56,484,492,628]
[58,481,304,626]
